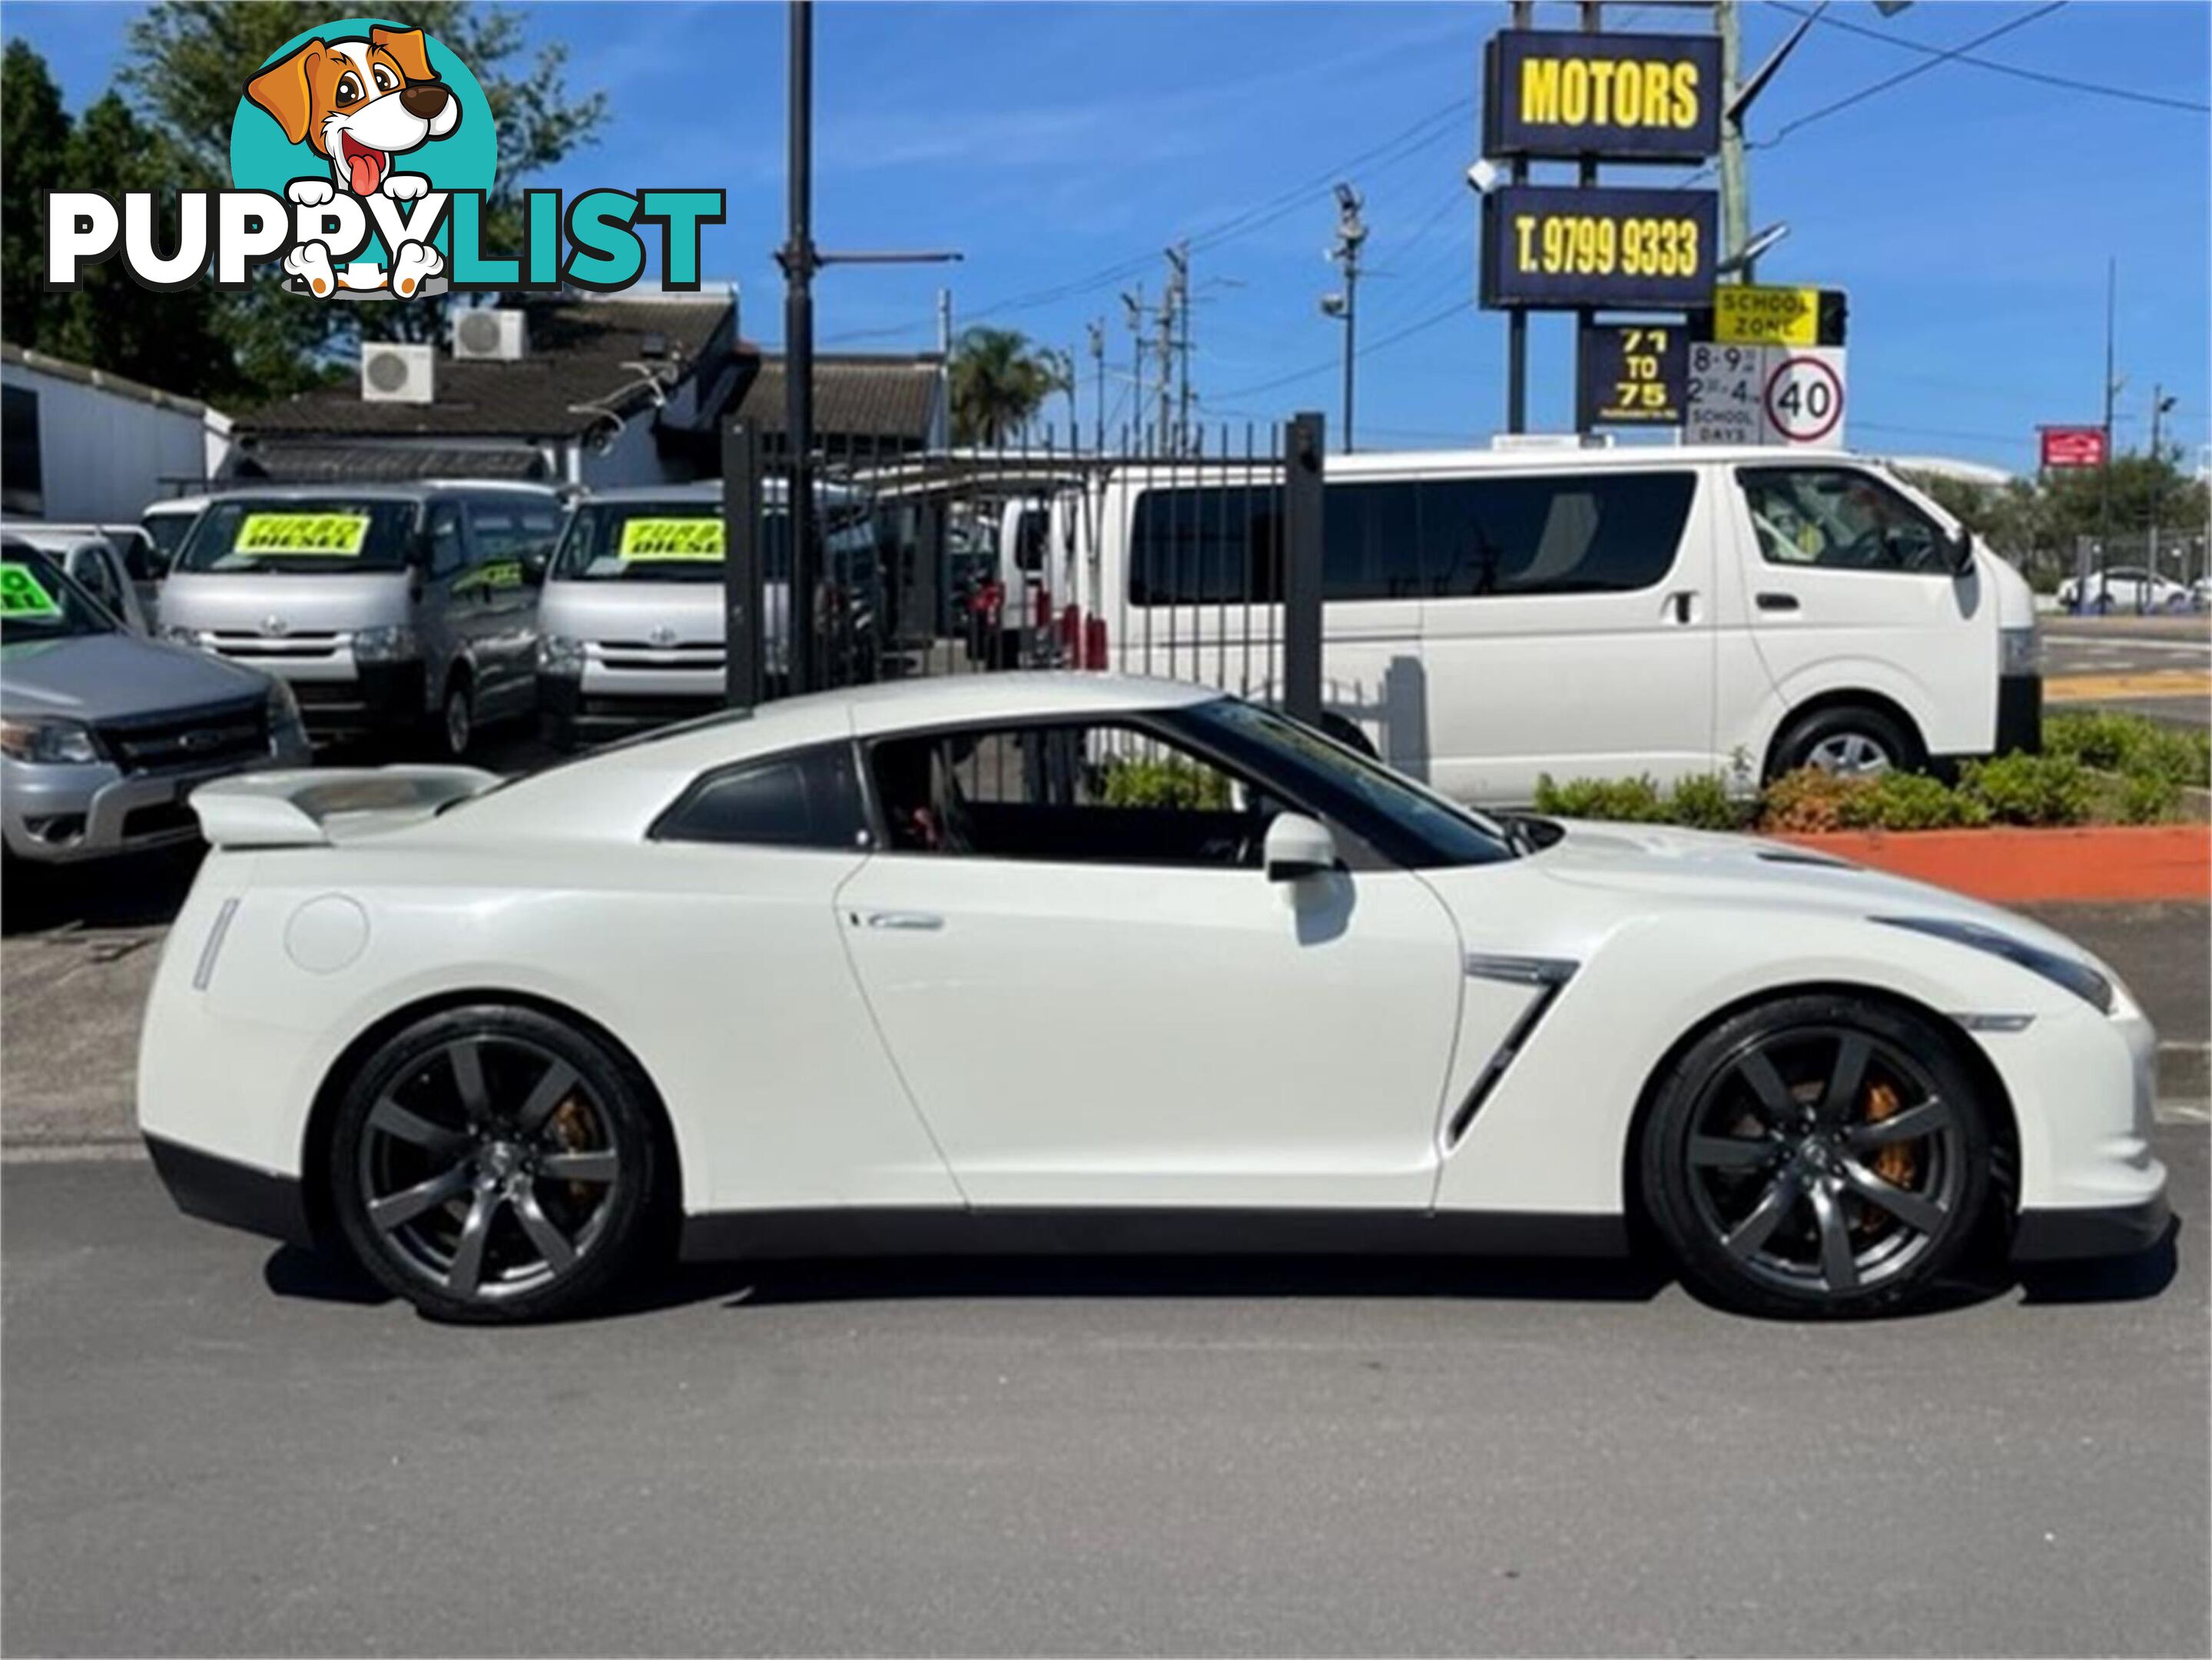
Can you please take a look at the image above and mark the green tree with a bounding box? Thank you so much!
[114,2,609,391]
[2,42,72,354]
[949,327,1062,446]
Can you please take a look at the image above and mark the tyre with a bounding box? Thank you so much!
[539,711,579,754]
[1638,993,1995,1318]
[436,674,475,759]
[329,1004,665,1323]
[1768,703,1920,780]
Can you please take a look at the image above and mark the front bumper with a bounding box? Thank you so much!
[2013,1193,2173,1261]
[2,742,308,864]
[1995,672,2042,756]
[282,660,427,740]
[538,673,725,743]
[144,1134,313,1247]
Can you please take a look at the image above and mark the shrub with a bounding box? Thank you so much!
[1957,752,2096,825]
[1663,772,1753,832]
[1757,767,1875,834]
[1856,769,1988,830]
[1530,773,1670,822]
[1097,757,1229,809]
[2114,770,2184,825]
[2046,710,2209,789]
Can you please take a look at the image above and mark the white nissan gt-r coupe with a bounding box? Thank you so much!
[140,675,2168,1323]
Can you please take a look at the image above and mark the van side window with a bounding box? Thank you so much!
[1739,467,1947,573]
[1128,485,1284,607]
[467,498,560,566]
[652,743,868,850]
[1419,471,1694,597]
[425,503,466,579]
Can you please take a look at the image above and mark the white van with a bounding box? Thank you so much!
[1070,446,2040,804]
[535,479,882,750]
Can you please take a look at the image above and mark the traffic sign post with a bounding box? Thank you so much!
[1685,341,1846,448]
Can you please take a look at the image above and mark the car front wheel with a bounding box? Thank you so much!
[1639,994,1996,1318]
[330,1005,665,1323]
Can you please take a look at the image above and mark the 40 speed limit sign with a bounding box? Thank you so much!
[1685,343,1846,450]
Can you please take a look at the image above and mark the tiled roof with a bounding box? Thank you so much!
[238,300,734,438]
[731,354,943,444]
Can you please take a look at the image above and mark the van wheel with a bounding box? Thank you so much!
[1769,705,1920,780]
[438,676,474,759]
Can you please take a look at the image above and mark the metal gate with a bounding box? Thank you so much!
[718,413,1326,725]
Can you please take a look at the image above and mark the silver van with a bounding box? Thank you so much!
[2,540,310,866]
[535,480,881,750]
[157,482,562,755]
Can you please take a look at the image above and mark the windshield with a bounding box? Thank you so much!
[141,510,201,569]
[1,549,118,643]
[176,499,418,574]
[552,498,880,588]
[1170,697,1517,868]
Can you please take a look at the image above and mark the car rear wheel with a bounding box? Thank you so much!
[439,676,474,759]
[1639,994,1995,1318]
[330,1005,665,1323]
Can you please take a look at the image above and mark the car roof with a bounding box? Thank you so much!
[199,481,561,502]
[576,478,864,506]
[454,673,1223,840]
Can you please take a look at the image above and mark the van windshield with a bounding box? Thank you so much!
[141,510,202,569]
[176,499,417,574]
[552,499,878,586]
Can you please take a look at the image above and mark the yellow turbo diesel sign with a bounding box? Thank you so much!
[1485,30,1722,160]
[618,517,725,561]
[232,512,371,556]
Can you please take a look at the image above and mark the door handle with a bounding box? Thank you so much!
[1668,591,1697,624]
[1756,592,1802,613]
[856,910,943,931]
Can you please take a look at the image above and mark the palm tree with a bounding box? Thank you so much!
[949,327,1063,447]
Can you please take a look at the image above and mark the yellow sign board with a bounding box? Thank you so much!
[1713,285,1820,348]
[618,517,725,561]
[234,511,371,556]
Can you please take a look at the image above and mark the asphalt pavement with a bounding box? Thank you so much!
[2,1127,2202,1658]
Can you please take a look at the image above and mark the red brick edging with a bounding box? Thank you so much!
[1778,825,2211,904]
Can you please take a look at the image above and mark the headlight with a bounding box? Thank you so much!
[0,715,105,765]
[1875,915,2114,1013]
[351,623,419,663]
[536,634,585,677]
[163,624,213,648]
[1999,626,2040,676]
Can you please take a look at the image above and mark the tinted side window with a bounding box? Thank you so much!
[467,499,560,562]
[1128,486,1283,607]
[654,744,867,849]
[1739,467,1947,573]
[1323,481,1424,599]
[426,503,466,579]
[1421,471,1693,597]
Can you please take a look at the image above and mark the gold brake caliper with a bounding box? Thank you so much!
[1855,1078,1915,1233]
[548,1096,594,1204]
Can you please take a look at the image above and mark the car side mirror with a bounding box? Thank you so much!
[1947,527,1976,576]
[519,546,549,586]
[1264,812,1338,883]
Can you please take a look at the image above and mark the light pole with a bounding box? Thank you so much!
[1320,182,1365,453]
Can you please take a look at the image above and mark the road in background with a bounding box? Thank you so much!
[2045,615,2211,729]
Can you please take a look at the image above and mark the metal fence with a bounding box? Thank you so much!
[717,413,1328,723]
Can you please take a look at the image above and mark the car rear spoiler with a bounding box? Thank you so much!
[189,766,500,848]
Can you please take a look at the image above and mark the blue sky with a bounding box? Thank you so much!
[9,0,2209,473]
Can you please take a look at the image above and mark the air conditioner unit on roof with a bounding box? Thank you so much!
[361,342,434,403]
[453,308,527,362]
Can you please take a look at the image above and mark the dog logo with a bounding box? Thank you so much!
[231,17,494,300]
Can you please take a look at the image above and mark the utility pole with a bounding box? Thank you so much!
[1122,284,1146,449]
[775,0,960,692]
[1320,182,1365,453]
[1086,319,1106,453]
[1156,249,1179,449]
[937,288,953,360]
[2098,256,2117,598]
[1716,0,1749,281]
[2149,383,2176,587]
[1166,242,1193,450]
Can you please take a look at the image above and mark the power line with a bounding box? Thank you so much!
[1766,0,2210,115]
[1763,2,2069,147]
[962,94,1473,324]
[1209,298,1472,403]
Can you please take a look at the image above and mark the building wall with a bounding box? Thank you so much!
[1,359,221,522]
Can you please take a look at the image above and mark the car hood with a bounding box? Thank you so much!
[1466,818,2101,964]
[0,632,271,721]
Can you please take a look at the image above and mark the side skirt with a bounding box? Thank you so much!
[679,1207,1627,1264]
